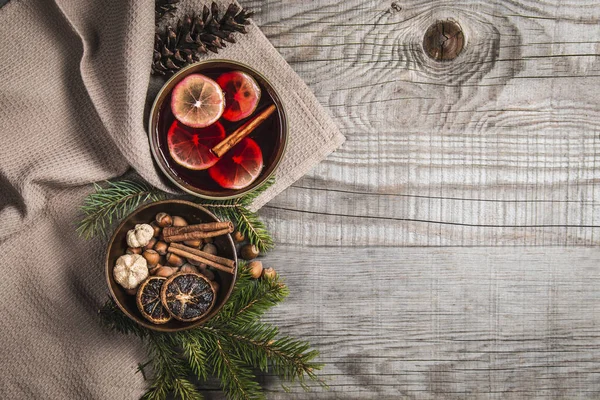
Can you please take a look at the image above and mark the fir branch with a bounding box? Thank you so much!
[101,263,325,400]
[196,177,275,253]
[77,180,166,239]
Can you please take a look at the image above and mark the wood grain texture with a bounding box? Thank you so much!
[231,0,600,398]
[256,246,600,399]
[242,0,600,246]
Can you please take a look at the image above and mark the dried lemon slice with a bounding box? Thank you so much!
[160,272,216,322]
[136,276,172,324]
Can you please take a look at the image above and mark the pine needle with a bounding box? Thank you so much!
[100,262,324,400]
[77,180,166,239]
[196,176,275,253]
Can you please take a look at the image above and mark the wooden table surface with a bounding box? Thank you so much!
[241,0,600,398]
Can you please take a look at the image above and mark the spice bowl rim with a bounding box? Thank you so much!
[105,199,238,332]
[148,59,288,200]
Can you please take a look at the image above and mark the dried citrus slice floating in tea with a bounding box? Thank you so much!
[136,276,172,324]
[216,71,261,122]
[171,74,225,128]
[208,138,263,189]
[167,120,225,170]
[160,273,216,322]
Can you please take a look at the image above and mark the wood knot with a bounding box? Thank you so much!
[423,20,464,61]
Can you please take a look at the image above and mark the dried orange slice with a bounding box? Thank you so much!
[167,120,225,170]
[160,273,216,322]
[136,276,172,324]
[216,71,261,122]
[171,74,225,128]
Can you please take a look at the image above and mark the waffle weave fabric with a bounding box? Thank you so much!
[0,0,344,398]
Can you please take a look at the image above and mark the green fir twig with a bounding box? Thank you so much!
[77,180,166,239]
[196,177,275,253]
[99,263,324,400]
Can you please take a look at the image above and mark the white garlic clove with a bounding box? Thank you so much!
[126,223,155,248]
[114,254,149,289]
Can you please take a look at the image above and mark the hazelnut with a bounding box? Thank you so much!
[144,237,157,251]
[166,252,185,268]
[240,244,259,260]
[184,239,203,248]
[180,263,199,273]
[155,212,172,228]
[201,268,215,281]
[142,249,160,267]
[150,222,161,237]
[232,231,245,243]
[156,266,176,277]
[172,216,188,227]
[187,257,206,268]
[204,236,213,244]
[125,287,138,296]
[248,261,263,279]
[149,263,162,275]
[210,280,220,293]
[262,267,276,279]
[126,247,142,255]
[202,243,218,255]
[154,241,168,256]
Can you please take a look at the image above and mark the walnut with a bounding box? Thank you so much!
[126,224,154,248]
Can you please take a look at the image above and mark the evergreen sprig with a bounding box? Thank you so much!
[196,177,275,253]
[100,263,324,400]
[77,180,166,239]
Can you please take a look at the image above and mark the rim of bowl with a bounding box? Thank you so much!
[104,199,238,332]
[148,59,288,200]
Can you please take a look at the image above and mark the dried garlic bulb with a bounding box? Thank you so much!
[114,254,149,289]
[126,224,154,248]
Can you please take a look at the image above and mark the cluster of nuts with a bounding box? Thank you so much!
[231,231,277,280]
[113,212,221,296]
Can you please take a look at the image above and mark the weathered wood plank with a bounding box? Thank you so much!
[257,246,600,399]
[242,0,600,246]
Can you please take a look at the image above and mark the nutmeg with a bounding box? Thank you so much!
[166,252,185,268]
[262,267,276,279]
[240,244,259,260]
[154,240,168,256]
[184,239,203,248]
[172,216,188,227]
[142,249,160,267]
[248,261,263,279]
[156,266,177,277]
[202,243,218,256]
[126,247,142,255]
[155,212,173,228]
[144,237,157,251]
[150,222,161,237]
[232,231,245,243]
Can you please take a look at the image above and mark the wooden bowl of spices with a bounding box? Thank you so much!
[148,59,288,200]
[105,200,238,332]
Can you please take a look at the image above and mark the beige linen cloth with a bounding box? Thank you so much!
[0,0,344,398]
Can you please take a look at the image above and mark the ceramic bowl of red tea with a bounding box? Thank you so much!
[149,60,288,199]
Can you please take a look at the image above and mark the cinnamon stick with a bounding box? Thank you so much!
[170,243,236,269]
[211,104,277,158]
[164,227,233,243]
[163,221,233,236]
[167,245,235,274]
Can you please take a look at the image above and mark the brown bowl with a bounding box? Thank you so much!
[105,200,237,332]
[149,59,288,200]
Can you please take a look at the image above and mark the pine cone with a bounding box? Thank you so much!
[152,2,254,76]
[155,0,179,21]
